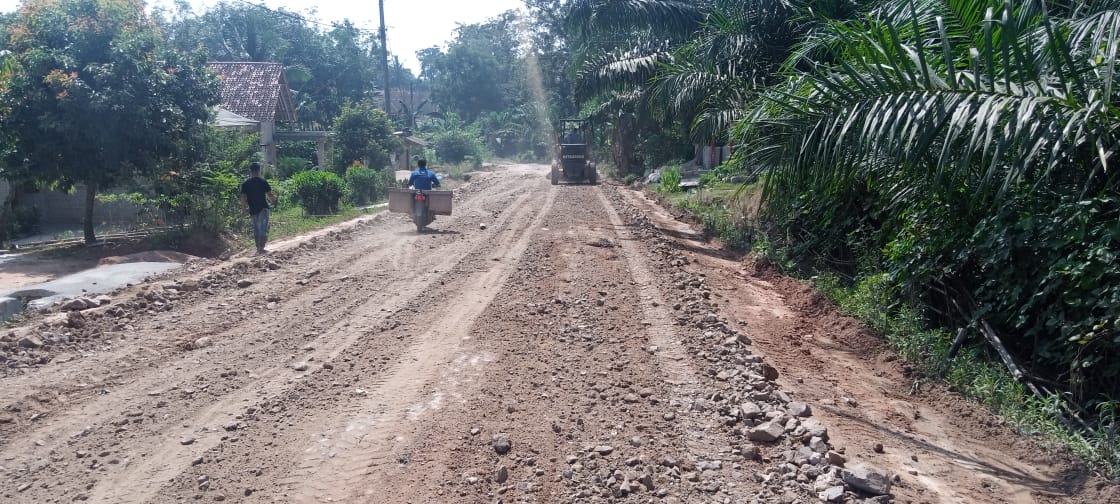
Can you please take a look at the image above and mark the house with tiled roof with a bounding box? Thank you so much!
[208,62,298,167]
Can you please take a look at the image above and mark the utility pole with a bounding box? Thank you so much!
[378,0,390,115]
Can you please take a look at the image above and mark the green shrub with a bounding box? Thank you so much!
[0,204,41,242]
[289,170,348,215]
[277,140,318,164]
[658,165,682,194]
[116,128,257,234]
[432,128,484,164]
[700,163,742,186]
[345,166,390,206]
[676,193,754,250]
[189,170,242,233]
[814,271,1120,478]
[332,100,398,171]
[277,156,311,180]
[12,205,39,235]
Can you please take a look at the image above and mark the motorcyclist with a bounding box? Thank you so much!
[408,158,440,190]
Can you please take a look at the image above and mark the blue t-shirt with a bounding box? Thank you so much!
[409,168,440,190]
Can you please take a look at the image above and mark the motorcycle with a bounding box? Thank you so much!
[387,187,453,232]
[411,189,435,231]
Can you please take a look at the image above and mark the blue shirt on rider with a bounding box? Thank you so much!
[409,168,440,190]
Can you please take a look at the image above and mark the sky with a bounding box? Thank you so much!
[0,0,526,71]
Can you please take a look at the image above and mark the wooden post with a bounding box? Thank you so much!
[379,0,390,114]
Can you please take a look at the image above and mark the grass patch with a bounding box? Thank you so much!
[665,181,761,250]
[657,165,683,194]
[436,160,487,182]
[814,272,1120,478]
[236,205,369,250]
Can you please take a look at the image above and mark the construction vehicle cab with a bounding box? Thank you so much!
[551,119,597,185]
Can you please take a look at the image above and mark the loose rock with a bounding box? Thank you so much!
[61,298,90,311]
[842,464,891,495]
[747,420,785,442]
[493,436,512,455]
[788,401,812,417]
[819,485,845,502]
[17,335,43,349]
[740,402,763,419]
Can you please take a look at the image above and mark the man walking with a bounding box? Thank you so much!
[240,162,277,254]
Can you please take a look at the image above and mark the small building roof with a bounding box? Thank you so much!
[213,107,260,129]
[403,136,429,147]
[208,62,297,123]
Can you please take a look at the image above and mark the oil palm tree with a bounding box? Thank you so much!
[650,1,800,142]
[739,0,1120,403]
[744,0,1120,217]
[567,0,711,173]
[570,0,822,168]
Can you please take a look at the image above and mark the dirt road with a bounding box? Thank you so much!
[0,164,1113,503]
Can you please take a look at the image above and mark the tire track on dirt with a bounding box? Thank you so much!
[2,225,431,472]
[594,188,694,387]
[0,171,542,504]
[83,187,544,504]
[0,172,521,412]
[595,188,730,462]
[285,178,557,503]
[327,184,746,503]
[0,172,525,411]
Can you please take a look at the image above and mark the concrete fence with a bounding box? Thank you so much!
[0,180,163,231]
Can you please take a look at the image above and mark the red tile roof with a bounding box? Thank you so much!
[208,62,296,122]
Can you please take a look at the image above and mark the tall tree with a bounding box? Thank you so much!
[418,11,525,122]
[524,0,579,123]
[565,0,709,173]
[0,0,219,243]
[161,1,386,126]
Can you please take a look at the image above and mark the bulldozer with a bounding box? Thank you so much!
[551,119,597,185]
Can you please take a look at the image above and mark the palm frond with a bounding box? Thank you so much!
[567,0,710,42]
[743,0,1120,212]
[576,45,671,100]
[586,89,646,122]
